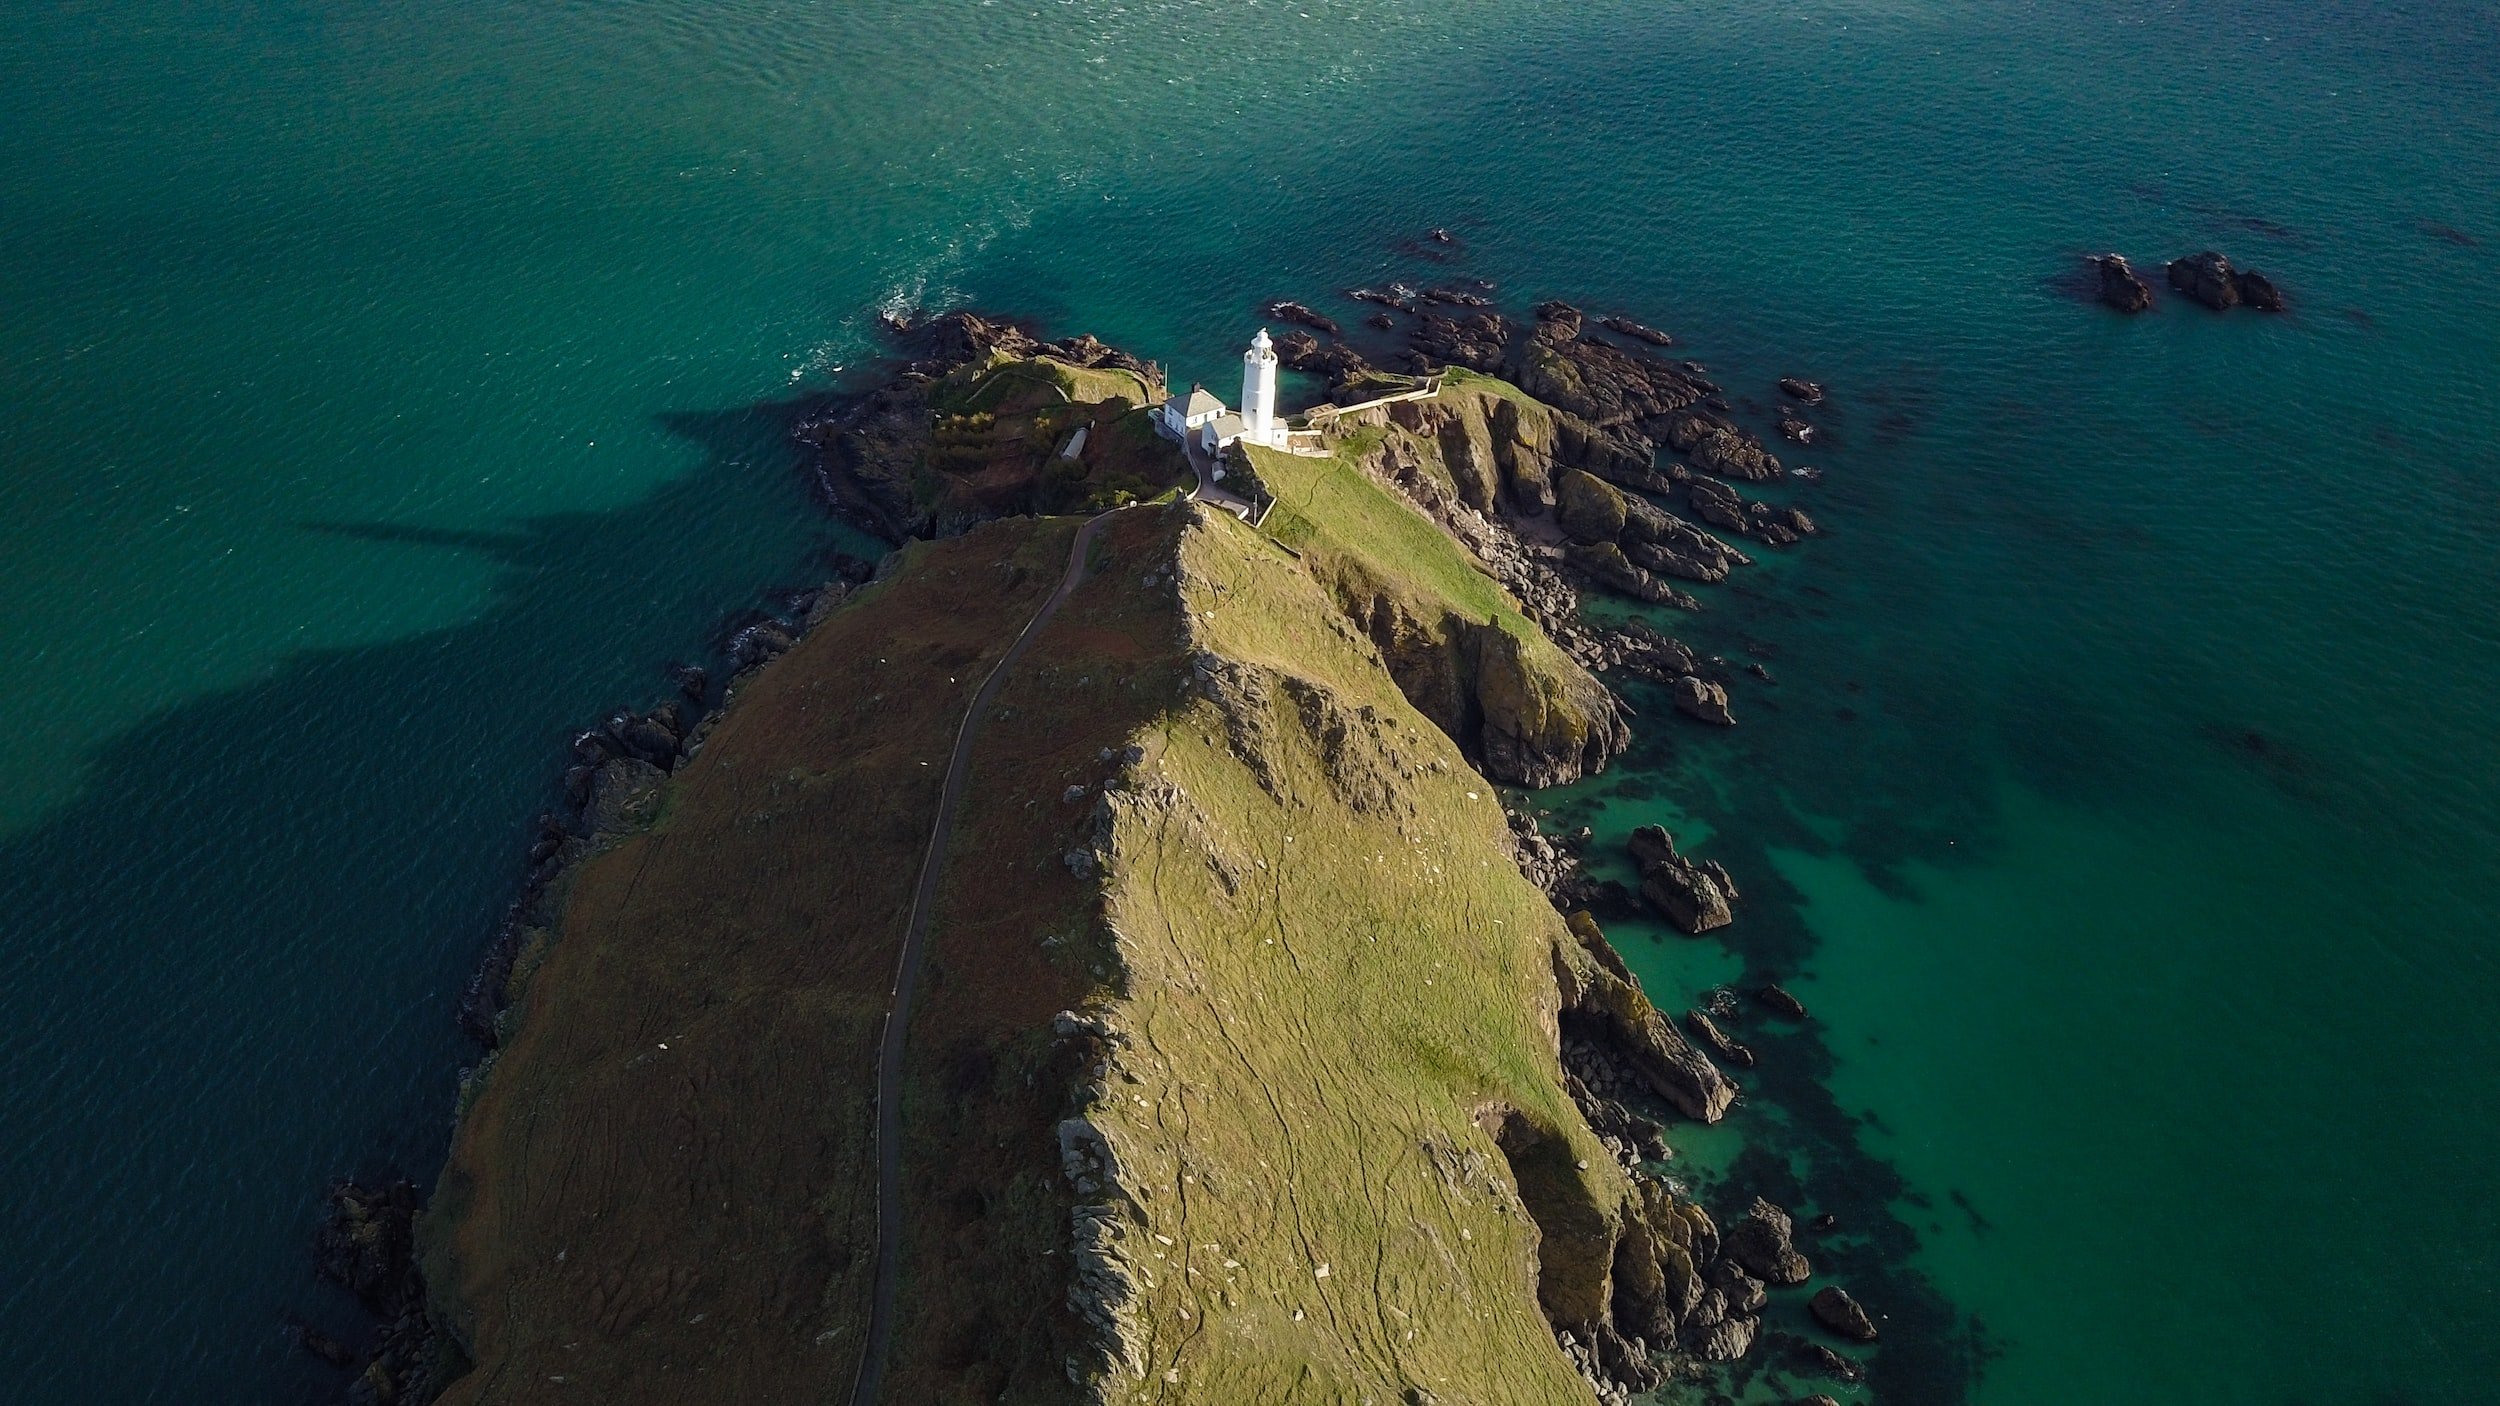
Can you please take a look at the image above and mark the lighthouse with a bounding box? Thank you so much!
[1241,328,1281,447]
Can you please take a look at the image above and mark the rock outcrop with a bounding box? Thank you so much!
[1722,1198,1813,1285]
[2167,251,2289,313]
[1627,826,1739,934]
[1556,912,1737,1123]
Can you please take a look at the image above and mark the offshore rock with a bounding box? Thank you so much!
[1671,675,1736,727]
[1684,1009,1755,1068]
[1722,1198,1813,1285]
[1506,300,1713,426]
[1405,311,1514,372]
[1757,983,1809,1020]
[1777,377,1825,405]
[2166,250,2243,310]
[2235,267,2288,311]
[1598,315,1676,347]
[1627,825,1737,934]
[2091,253,2156,312]
[1261,299,1342,337]
[1810,1285,1881,1342]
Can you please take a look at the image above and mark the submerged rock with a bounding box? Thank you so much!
[1756,983,1810,1020]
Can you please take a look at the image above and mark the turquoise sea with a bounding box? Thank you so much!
[3,0,2495,1400]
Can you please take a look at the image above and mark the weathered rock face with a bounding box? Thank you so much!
[1663,410,1783,482]
[1504,301,1714,427]
[1811,1285,1881,1342]
[2167,250,2243,310]
[1672,675,1736,727]
[1405,310,1514,372]
[1556,468,1633,543]
[1684,1009,1756,1068]
[2092,253,2156,313]
[1566,542,1695,610]
[1274,328,1373,392]
[1722,1198,1813,1285]
[1627,825,1738,934]
[1555,912,1737,1123]
[1598,314,1675,347]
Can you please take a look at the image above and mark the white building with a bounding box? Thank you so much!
[1154,330,1292,453]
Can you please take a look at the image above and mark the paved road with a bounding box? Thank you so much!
[844,507,1123,1406]
[1181,435,1258,519]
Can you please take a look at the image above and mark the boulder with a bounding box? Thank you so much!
[1664,411,1783,482]
[2166,250,2242,310]
[1792,1341,1865,1382]
[1672,675,1736,727]
[1567,542,1690,608]
[587,757,669,837]
[1627,540,1730,585]
[1405,311,1513,372]
[2091,253,2155,313]
[1810,1286,1880,1342]
[1723,1198,1813,1285]
[1777,377,1825,405]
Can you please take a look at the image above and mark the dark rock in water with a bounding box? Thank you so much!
[1663,410,1782,482]
[1708,1257,1770,1315]
[1810,1212,1838,1232]
[666,661,710,700]
[1567,541,1698,610]
[1777,408,1817,444]
[1599,315,1676,347]
[1427,226,1458,245]
[1274,329,1372,391]
[827,550,878,584]
[1791,1340,1866,1382]
[1687,477,1753,534]
[561,764,595,808]
[1800,1396,1844,1406]
[1262,299,1343,337]
[1347,285,1419,313]
[2234,268,2288,311]
[1627,825,1737,933]
[1685,1009,1755,1068]
[1506,301,1716,427]
[2090,253,2156,313]
[1421,286,1493,308]
[1404,310,1514,373]
[1777,377,1825,404]
[1810,1285,1880,1342]
[314,1181,422,1315]
[1671,675,1737,727]
[1363,311,1397,331]
[1724,1198,1813,1285]
[729,618,797,671]
[1757,983,1809,1020]
[284,1315,360,1369]
[2167,250,2243,309]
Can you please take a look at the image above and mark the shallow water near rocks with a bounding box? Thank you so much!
[4,0,2497,1400]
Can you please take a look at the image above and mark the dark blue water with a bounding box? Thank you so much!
[3,0,2494,1400]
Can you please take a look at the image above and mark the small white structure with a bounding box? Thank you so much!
[1153,331,1293,453]
[1240,328,1282,447]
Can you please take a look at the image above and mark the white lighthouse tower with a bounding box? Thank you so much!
[1241,328,1282,447]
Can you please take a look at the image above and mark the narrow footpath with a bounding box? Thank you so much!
[844,506,1123,1406]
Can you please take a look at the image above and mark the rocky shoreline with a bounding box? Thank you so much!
[307,256,1940,1403]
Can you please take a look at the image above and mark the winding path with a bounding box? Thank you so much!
[845,506,1123,1406]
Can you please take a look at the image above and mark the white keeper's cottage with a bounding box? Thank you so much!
[1156,329,1291,453]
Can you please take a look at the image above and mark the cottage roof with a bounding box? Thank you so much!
[1182,386,1225,418]
[1209,413,1247,441]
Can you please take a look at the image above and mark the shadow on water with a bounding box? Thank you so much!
[0,391,865,1403]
